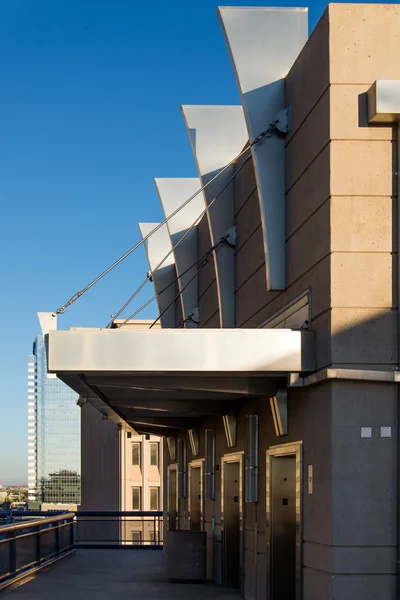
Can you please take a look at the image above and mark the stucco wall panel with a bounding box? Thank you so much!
[241,255,331,329]
[330,381,397,548]
[81,402,120,511]
[313,311,332,370]
[235,265,270,326]
[235,226,265,291]
[331,574,396,600]
[331,140,394,197]
[286,9,329,140]
[331,381,398,428]
[331,196,395,253]
[303,567,332,600]
[328,4,400,84]
[290,383,333,547]
[202,309,220,328]
[286,145,330,240]
[331,308,397,365]
[235,189,261,252]
[199,281,219,327]
[285,89,330,191]
[287,200,330,287]
[330,84,395,141]
[331,253,395,308]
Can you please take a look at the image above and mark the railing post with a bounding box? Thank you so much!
[36,524,41,564]
[71,517,75,548]
[153,515,156,547]
[55,521,60,555]
[9,531,16,576]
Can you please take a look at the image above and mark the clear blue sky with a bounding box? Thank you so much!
[0,0,382,484]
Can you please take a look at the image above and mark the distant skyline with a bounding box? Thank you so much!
[0,0,390,483]
[0,482,28,488]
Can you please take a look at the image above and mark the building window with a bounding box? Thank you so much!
[132,487,141,510]
[132,531,142,545]
[150,443,159,466]
[150,487,159,511]
[132,442,141,466]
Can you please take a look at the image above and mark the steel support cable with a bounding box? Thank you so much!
[55,122,278,316]
[110,237,229,327]
[108,152,253,328]
[147,239,224,330]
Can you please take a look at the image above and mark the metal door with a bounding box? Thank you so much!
[189,460,203,531]
[167,465,178,531]
[267,442,302,600]
[221,452,243,590]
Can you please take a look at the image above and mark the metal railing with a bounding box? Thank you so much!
[0,509,163,589]
[75,511,163,549]
[0,512,75,590]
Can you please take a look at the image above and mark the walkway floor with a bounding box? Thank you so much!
[5,549,241,599]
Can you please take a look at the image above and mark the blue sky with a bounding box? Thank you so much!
[0,0,382,484]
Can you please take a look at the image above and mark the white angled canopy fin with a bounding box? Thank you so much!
[218,6,308,290]
[138,223,177,328]
[155,178,203,328]
[182,105,248,327]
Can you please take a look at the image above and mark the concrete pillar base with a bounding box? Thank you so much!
[165,531,207,583]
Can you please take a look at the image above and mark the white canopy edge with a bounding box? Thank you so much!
[48,328,315,375]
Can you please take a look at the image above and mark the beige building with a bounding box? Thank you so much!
[79,401,162,545]
[47,4,400,599]
[79,320,162,545]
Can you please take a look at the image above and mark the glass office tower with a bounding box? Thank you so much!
[28,313,81,508]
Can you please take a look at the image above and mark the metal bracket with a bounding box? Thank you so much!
[275,108,291,135]
[76,396,88,407]
[270,388,288,436]
[188,307,200,324]
[167,436,177,462]
[188,428,200,456]
[223,413,237,447]
[224,226,237,247]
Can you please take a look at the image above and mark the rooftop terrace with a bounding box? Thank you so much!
[5,549,241,600]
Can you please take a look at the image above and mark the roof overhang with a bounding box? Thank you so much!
[47,328,315,433]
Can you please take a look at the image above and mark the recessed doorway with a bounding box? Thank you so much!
[267,442,302,600]
[221,451,243,591]
[167,464,178,531]
[188,459,204,531]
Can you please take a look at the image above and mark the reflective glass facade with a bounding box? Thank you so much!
[28,335,81,506]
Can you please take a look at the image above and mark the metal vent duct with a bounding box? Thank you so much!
[246,414,259,503]
[205,429,216,500]
[178,438,187,498]
[167,436,176,462]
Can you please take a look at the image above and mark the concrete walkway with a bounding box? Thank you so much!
[4,549,241,599]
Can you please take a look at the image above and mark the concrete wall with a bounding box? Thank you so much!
[164,5,400,599]
[164,384,333,598]
[328,3,398,370]
[234,9,332,377]
[79,402,121,542]
[80,404,163,545]
[80,402,120,511]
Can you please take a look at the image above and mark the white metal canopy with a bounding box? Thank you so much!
[47,328,314,433]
